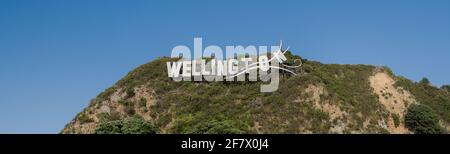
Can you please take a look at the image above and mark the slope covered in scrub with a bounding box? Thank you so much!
[62,52,450,134]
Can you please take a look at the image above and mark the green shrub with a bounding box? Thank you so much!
[94,121,123,134]
[124,105,136,116]
[441,85,450,93]
[94,117,156,134]
[122,117,157,134]
[78,113,94,124]
[419,77,430,85]
[190,119,247,134]
[126,88,135,99]
[138,98,147,108]
[119,100,136,116]
[392,114,400,127]
[405,104,442,134]
[94,87,117,105]
[97,112,121,122]
[96,113,110,122]
[173,112,249,134]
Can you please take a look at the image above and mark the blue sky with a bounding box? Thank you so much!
[1,0,449,133]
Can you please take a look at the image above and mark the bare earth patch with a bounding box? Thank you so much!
[369,71,415,134]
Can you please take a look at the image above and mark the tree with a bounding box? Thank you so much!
[441,85,450,92]
[405,104,442,134]
[419,77,430,85]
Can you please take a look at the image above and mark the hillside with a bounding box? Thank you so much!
[61,52,450,134]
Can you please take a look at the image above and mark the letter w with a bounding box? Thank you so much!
[167,62,182,78]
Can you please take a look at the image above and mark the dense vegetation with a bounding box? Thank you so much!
[405,104,442,134]
[395,76,450,124]
[94,117,156,134]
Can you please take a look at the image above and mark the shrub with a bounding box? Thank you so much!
[94,117,156,134]
[138,98,147,108]
[405,104,442,134]
[191,119,247,134]
[124,105,136,116]
[95,87,117,104]
[94,121,123,134]
[126,88,135,99]
[419,77,430,85]
[173,113,249,134]
[441,85,450,93]
[392,114,400,127]
[96,113,111,122]
[119,100,136,116]
[97,112,121,122]
[122,118,157,134]
[78,113,94,124]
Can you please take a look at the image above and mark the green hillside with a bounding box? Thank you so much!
[62,52,450,134]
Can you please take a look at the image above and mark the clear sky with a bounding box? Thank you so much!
[1,0,449,133]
